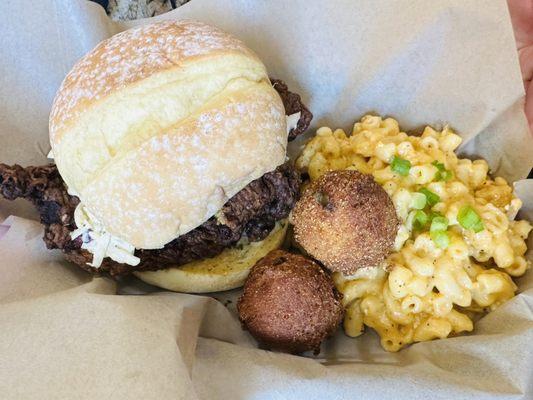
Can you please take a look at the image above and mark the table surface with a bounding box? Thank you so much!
[90,0,189,20]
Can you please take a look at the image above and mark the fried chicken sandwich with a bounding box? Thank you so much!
[0,20,312,292]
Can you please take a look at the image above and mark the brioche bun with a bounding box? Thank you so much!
[49,20,287,249]
[134,220,288,293]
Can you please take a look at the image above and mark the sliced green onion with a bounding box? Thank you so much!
[412,210,429,230]
[430,216,449,232]
[429,211,444,220]
[432,161,446,172]
[458,205,484,232]
[430,230,450,249]
[472,220,484,233]
[440,170,454,181]
[391,156,411,176]
[432,161,453,181]
[419,188,440,206]
[410,192,427,209]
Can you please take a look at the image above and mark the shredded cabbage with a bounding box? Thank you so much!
[71,203,140,268]
[286,112,301,134]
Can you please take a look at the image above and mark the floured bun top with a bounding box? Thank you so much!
[49,20,287,249]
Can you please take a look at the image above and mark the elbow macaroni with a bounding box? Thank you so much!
[297,115,532,352]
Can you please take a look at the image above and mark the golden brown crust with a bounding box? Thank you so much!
[291,170,399,274]
[237,250,344,354]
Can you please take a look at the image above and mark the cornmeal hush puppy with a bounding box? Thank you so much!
[237,250,344,354]
[291,170,399,274]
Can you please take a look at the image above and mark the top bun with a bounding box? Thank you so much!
[49,20,287,249]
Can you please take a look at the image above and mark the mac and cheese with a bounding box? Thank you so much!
[297,115,531,351]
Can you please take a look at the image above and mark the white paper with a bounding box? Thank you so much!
[0,0,532,399]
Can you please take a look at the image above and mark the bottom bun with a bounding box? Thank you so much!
[134,220,288,293]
